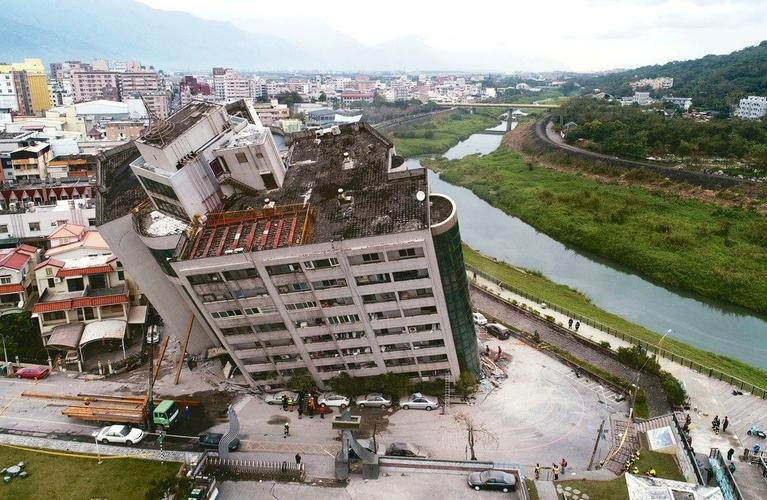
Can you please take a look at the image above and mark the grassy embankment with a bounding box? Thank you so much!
[557,478,629,500]
[0,446,180,500]
[459,208,767,389]
[387,108,502,157]
[428,149,767,314]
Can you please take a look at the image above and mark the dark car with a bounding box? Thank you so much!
[467,469,517,492]
[385,442,428,458]
[486,323,511,340]
[197,432,240,452]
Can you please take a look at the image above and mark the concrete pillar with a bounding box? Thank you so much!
[507,109,514,131]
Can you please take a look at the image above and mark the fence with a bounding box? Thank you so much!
[672,413,704,485]
[466,264,767,400]
[709,448,743,500]
[203,456,305,482]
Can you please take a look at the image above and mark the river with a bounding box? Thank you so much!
[408,121,767,370]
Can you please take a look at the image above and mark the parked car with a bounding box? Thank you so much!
[146,324,162,345]
[15,365,50,380]
[64,350,79,365]
[318,393,350,409]
[385,442,428,458]
[198,432,240,452]
[467,469,517,492]
[472,312,488,326]
[401,393,439,411]
[265,390,298,405]
[355,393,392,408]
[486,323,511,340]
[96,425,145,445]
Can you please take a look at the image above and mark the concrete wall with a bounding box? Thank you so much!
[98,213,216,354]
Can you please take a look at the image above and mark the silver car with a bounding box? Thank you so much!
[355,393,392,408]
[265,390,298,405]
[401,392,439,411]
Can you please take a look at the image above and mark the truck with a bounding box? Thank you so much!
[152,399,180,429]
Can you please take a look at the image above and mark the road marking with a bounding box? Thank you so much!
[0,414,99,429]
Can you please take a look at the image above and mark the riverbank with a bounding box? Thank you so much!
[423,147,767,315]
[464,245,767,388]
[387,108,502,157]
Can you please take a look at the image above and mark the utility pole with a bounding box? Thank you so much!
[0,334,8,365]
[587,420,606,470]
[147,329,154,432]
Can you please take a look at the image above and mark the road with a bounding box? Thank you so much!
[470,285,670,417]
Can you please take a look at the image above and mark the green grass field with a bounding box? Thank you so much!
[387,109,502,157]
[0,446,180,500]
[425,148,767,314]
[633,450,684,481]
[557,478,629,500]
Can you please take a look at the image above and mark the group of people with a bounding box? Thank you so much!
[711,415,729,435]
[621,449,656,477]
[533,458,568,480]
[567,318,581,332]
[281,392,327,420]
[484,345,503,360]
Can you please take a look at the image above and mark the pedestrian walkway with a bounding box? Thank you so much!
[534,481,559,500]
[471,273,767,492]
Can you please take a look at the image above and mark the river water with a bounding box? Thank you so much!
[409,122,767,370]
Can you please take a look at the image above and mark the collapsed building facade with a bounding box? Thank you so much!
[98,99,479,389]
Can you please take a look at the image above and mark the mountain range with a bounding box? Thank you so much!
[0,0,563,72]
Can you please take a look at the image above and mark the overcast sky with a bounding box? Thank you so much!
[137,0,767,71]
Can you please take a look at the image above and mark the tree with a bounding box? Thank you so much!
[275,91,303,107]
[144,475,192,500]
[0,312,45,361]
[286,375,314,393]
[317,91,327,102]
[453,412,498,461]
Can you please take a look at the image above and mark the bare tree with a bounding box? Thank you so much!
[454,412,499,461]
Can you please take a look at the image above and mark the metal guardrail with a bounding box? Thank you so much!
[710,448,744,500]
[204,456,305,482]
[466,264,767,399]
[672,413,705,485]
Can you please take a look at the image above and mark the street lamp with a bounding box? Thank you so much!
[0,334,8,365]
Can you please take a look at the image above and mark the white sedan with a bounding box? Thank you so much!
[355,393,392,408]
[472,312,488,326]
[318,393,350,409]
[401,393,439,411]
[96,425,145,445]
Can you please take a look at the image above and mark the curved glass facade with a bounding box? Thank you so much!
[431,200,480,377]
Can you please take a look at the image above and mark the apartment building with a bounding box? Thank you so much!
[213,69,251,100]
[0,59,51,114]
[32,225,136,358]
[735,96,767,119]
[0,198,97,243]
[10,142,51,181]
[117,71,160,99]
[97,100,480,390]
[250,100,290,127]
[0,243,41,314]
[72,71,120,103]
[138,90,169,120]
[0,72,18,112]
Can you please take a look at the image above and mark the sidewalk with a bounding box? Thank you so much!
[471,274,767,457]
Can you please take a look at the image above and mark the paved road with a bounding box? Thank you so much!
[470,285,670,416]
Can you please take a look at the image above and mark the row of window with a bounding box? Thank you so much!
[264,248,423,276]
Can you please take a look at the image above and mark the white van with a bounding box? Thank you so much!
[472,312,488,326]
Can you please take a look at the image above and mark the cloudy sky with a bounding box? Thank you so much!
[137,0,767,71]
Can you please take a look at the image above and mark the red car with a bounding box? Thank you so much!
[16,366,50,380]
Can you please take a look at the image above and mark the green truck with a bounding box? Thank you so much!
[152,400,180,429]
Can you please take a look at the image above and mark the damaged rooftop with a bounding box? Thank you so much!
[178,122,430,260]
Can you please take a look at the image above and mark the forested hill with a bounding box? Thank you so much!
[579,41,767,111]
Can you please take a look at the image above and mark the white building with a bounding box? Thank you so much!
[0,244,41,314]
[0,72,19,112]
[214,69,251,100]
[0,199,97,243]
[629,77,673,90]
[734,96,767,119]
[98,100,480,390]
[662,96,693,112]
[621,92,654,106]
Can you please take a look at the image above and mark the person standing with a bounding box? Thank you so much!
[297,404,303,419]
[282,395,288,411]
[727,448,735,461]
[552,464,560,480]
[497,346,502,360]
[568,318,573,329]
[534,463,541,480]
[723,416,729,433]
[283,422,290,438]
[560,458,568,475]
[319,404,326,419]
[295,453,302,465]
[184,405,191,421]
[575,321,580,332]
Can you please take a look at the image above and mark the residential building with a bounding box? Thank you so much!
[620,92,653,106]
[46,154,98,179]
[0,243,41,314]
[629,77,674,90]
[112,60,142,73]
[662,96,693,112]
[72,71,120,103]
[137,90,169,120]
[31,225,140,361]
[117,71,160,98]
[0,180,94,209]
[98,100,480,390]
[0,72,19,112]
[105,121,146,141]
[340,91,374,106]
[10,142,51,181]
[0,198,96,244]
[735,96,767,119]
[250,100,289,127]
[213,69,251,100]
[0,59,50,114]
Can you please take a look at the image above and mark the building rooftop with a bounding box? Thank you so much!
[138,101,221,147]
[176,122,428,261]
[0,244,38,271]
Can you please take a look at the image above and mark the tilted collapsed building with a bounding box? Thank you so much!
[98,100,479,389]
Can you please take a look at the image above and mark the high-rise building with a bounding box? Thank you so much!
[213,69,251,100]
[0,72,18,112]
[97,100,480,389]
[0,59,51,114]
[117,71,160,98]
[735,96,767,119]
[72,71,119,102]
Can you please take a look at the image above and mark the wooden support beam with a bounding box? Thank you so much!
[174,314,194,385]
[152,336,170,385]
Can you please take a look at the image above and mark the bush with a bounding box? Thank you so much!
[659,371,687,406]
[287,375,315,393]
[532,330,541,343]
[454,372,478,396]
[326,372,411,397]
[600,341,612,350]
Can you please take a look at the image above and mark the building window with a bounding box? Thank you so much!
[88,218,97,226]
[28,222,41,231]
[266,263,301,275]
[0,225,8,233]
[303,258,338,270]
[312,278,347,290]
[42,311,66,322]
[327,314,360,325]
[0,275,11,284]
[153,198,187,220]
[117,271,125,281]
[355,273,391,286]
[67,277,84,292]
[235,152,248,164]
[47,278,55,288]
[210,309,243,319]
[285,300,317,311]
[88,273,107,290]
[187,272,222,285]
[392,269,429,282]
[277,282,311,294]
[362,253,381,263]
[222,268,258,280]
[398,248,417,258]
